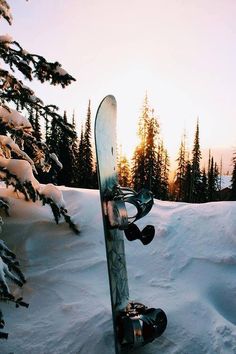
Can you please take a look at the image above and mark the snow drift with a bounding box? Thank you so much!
[0,186,236,354]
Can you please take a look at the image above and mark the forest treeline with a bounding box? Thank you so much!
[30,94,236,202]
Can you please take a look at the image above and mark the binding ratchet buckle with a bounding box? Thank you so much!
[118,302,167,349]
[105,185,155,245]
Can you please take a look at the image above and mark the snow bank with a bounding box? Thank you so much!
[0,187,236,354]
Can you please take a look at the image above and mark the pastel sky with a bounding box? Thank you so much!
[2,0,236,172]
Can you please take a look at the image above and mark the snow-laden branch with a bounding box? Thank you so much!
[0,72,76,138]
[0,135,35,167]
[0,158,79,233]
[0,238,28,340]
[0,0,12,25]
[0,105,32,132]
[0,37,76,87]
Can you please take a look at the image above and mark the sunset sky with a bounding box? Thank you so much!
[2,0,236,172]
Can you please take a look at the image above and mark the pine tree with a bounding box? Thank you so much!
[183,156,192,202]
[132,94,159,191]
[77,125,85,187]
[132,95,149,190]
[118,147,131,186]
[174,133,187,201]
[56,111,75,186]
[160,144,170,200]
[0,1,78,335]
[152,142,163,198]
[200,167,208,202]
[82,100,94,188]
[190,119,202,202]
[231,154,236,200]
[207,152,221,202]
[145,109,159,191]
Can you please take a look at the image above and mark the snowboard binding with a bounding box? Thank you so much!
[105,185,155,245]
[118,302,167,349]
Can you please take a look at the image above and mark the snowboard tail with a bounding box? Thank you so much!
[95,95,167,353]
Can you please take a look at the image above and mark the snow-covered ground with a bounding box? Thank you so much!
[221,175,232,189]
[0,186,236,354]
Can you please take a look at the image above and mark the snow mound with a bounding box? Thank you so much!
[0,187,236,354]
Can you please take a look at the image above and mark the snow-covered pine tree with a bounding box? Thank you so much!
[0,0,78,337]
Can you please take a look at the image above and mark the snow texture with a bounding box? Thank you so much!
[0,0,13,25]
[0,105,32,131]
[49,153,63,170]
[53,64,69,77]
[0,33,13,45]
[0,187,236,354]
[0,135,35,168]
[0,158,39,189]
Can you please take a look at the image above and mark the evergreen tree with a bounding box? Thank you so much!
[118,147,131,186]
[160,144,170,200]
[214,162,220,199]
[231,154,236,200]
[34,109,42,142]
[145,108,159,190]
[183,157,192,202]
[200,167,208,202]
[190,119,202,202]
[174,133,187,201]
[56,111,76,186]
[132,94,159,191]
[132,95,149,190]
[152,141,163,198]
[82,100,94,188]
[0,1,78,335]
[77,125,85,187]
[207,154,218,201]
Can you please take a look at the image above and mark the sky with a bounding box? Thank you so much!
[1,0,236,172]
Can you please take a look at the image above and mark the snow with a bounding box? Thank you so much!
[0,158,65,207]
[39,183,65,208]
[0,135,35,168]
[0,186,236,354]
[0,105,32,131]
[0,33,13,45]
[49,152,63,170]
[0,1,13,25]
[221,175,232,189]
[0,158,39,189]
[53,64,69,77]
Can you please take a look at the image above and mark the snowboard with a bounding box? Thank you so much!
[95,95,167,354]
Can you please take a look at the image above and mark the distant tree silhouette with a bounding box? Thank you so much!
[230,154,236,200]
[190,119,202,202]
[174,133,187,201]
